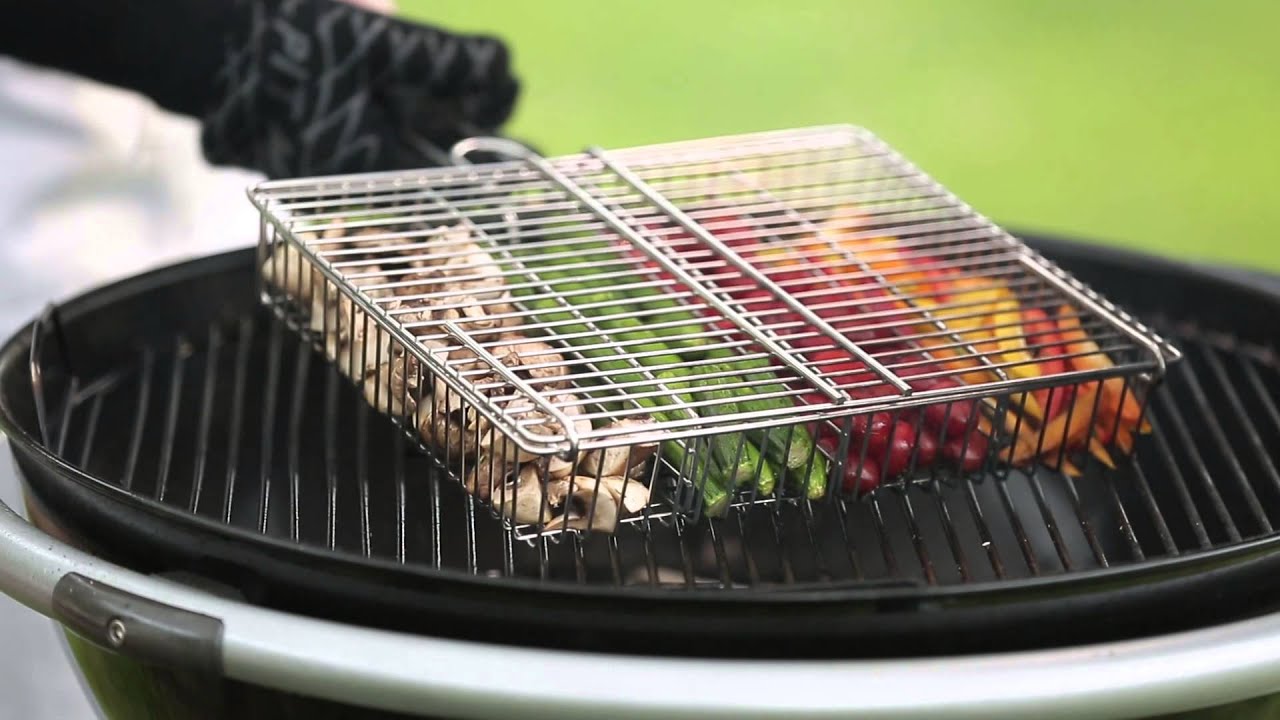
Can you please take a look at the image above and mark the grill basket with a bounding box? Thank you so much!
[248,125,1180,537]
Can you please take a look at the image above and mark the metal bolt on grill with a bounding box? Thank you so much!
[247,125,1182,537]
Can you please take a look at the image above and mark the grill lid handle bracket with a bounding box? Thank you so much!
[52,573,224,675]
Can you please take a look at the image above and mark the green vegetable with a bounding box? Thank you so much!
[656,368,777,496]
[719,360,828,500]
[510,289,734,514]
[513,242,712,356]
[508,234,827,507]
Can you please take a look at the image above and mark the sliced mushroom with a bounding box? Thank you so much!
[539,478,618,534]
[547,455,575,480]
[577,418,659,479]
[261,241,321,304]
[482,427,540,467]
[475,393,594,468]
[420,396,487,458]
[551,475,649,514]
[525,393,593,446]
[320,221,350,241]
[493,333,570,391]
[400,224,473,269]
[545,474,650,533]
[361,351,423,419]
[463,454,518,501]
[434,299,507,340]
[348,265,396,300]
[323,295,400,379]
[435,242,507,303]
[497,463,553,525]
[389,268,445,300]
[598,475,650,515]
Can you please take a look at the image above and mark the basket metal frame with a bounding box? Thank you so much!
[247,125,1181,532]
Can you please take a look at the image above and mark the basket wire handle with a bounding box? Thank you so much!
[29,303,74,447]
[449,136,540,166]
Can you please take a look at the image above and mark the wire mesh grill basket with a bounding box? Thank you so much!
[248,125,1181,538]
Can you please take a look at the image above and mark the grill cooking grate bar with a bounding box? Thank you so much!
[26,307,1280,591]
[1177,357,1273,534]
[287,341,310,542]
[224,317,253,526]
[156,337,186,504]
[190,325,221,515]
[1155,387,1244,543]
[121,347,153,492]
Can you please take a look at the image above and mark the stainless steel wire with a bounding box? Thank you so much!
[248,125,1181,531]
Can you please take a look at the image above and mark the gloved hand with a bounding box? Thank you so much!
[202,0,520,178]
[1,0,519,180]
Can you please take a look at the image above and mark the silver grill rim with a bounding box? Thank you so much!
[3,494,1280,720]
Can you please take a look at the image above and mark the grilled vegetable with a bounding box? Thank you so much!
[656,367,777,496]
[502,286,737,513]
[513,240,842,509]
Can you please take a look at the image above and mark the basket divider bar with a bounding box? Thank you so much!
[525,150,857,402]
[590,148,914,398]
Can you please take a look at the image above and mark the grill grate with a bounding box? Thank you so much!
[39,309,1280,588]
[247,126,1180,533]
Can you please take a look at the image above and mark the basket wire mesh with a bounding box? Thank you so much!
[248,125,1180,538]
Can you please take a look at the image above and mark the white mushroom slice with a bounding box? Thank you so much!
[320,222,349,241]
[463,455,518,501]
[497,464,553,525]
[361,351,422,419]
[402,224,473,268]
[420,398,487,458]
[552,394,595,440]
[577,418,659,479]
[545,474,649,533]
[349,265,395,299]
[508,394,593,450]
[430,374,478,417]
[483,432,540,467]
[607,475,651,516]
[493,302,526,332]
[261,241,321,303]
[568,475,649,513]
[437,242,507,302]
[435,299,506,339]
[389,268,444,299]
[543,478,622,533]
[325,295,400,378]
[493,334,570,390]
[548,455,575,480]
[474,394,593,467]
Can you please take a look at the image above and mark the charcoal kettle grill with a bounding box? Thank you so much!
[3,127,1280,719]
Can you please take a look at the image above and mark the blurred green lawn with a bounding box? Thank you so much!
[401,0,1279,271]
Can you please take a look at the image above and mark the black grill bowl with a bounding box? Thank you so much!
[5,234,1280,661]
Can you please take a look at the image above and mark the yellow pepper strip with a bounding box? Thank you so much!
[1057,306,1145,425]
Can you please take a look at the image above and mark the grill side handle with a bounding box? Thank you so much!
[0,496,225,675]
[51,573,223,675]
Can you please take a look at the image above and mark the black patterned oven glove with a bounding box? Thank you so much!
[1,0,520,179]
[203,0,520,178]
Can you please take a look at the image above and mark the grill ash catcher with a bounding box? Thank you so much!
[247,125,1181,540]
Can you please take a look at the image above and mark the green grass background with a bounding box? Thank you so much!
[401,0,1279,271]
